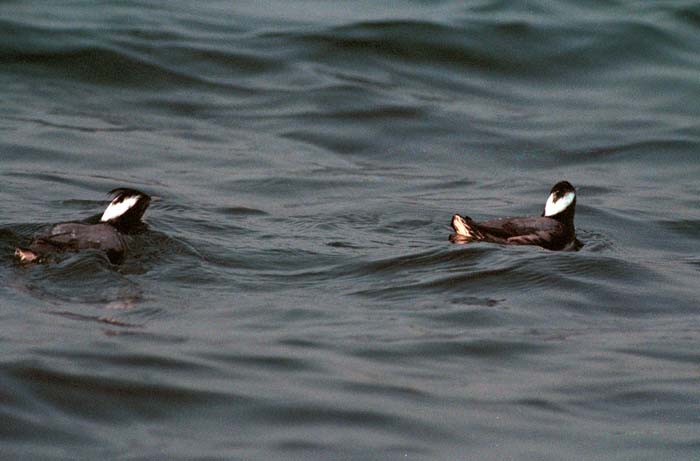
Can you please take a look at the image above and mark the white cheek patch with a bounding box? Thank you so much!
[101,196,139,222]
[544,191,575,217]
[452,215,473,237]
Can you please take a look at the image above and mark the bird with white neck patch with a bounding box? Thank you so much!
[15,188,152,264]
[450,181,579,251]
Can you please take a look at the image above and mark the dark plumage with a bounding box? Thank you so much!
[15,188,151,264]
[450,181,578,251]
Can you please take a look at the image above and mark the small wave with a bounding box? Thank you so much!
[3,45,204,88]
[17,251,143,305]
[351,336,551,362]
[265,20,513,74]
[3,360,235,421]
[215,206,268,216]
[656,219,700,239]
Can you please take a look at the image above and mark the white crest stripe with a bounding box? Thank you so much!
[544,191,575,217]
[101,196,139,222]
[452,215,473,237]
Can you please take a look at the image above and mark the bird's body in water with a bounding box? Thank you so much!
[15,188,151,264]
[450,181,579,251]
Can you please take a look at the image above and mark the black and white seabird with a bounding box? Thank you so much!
[450,181,578,251]
[15,188,151,264]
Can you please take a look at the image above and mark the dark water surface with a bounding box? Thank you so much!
[1,1,700,459]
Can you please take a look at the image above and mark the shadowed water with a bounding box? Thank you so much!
[1,1,699,459]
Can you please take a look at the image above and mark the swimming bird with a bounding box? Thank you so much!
[450,181,578,250]
[15,188,151,264]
